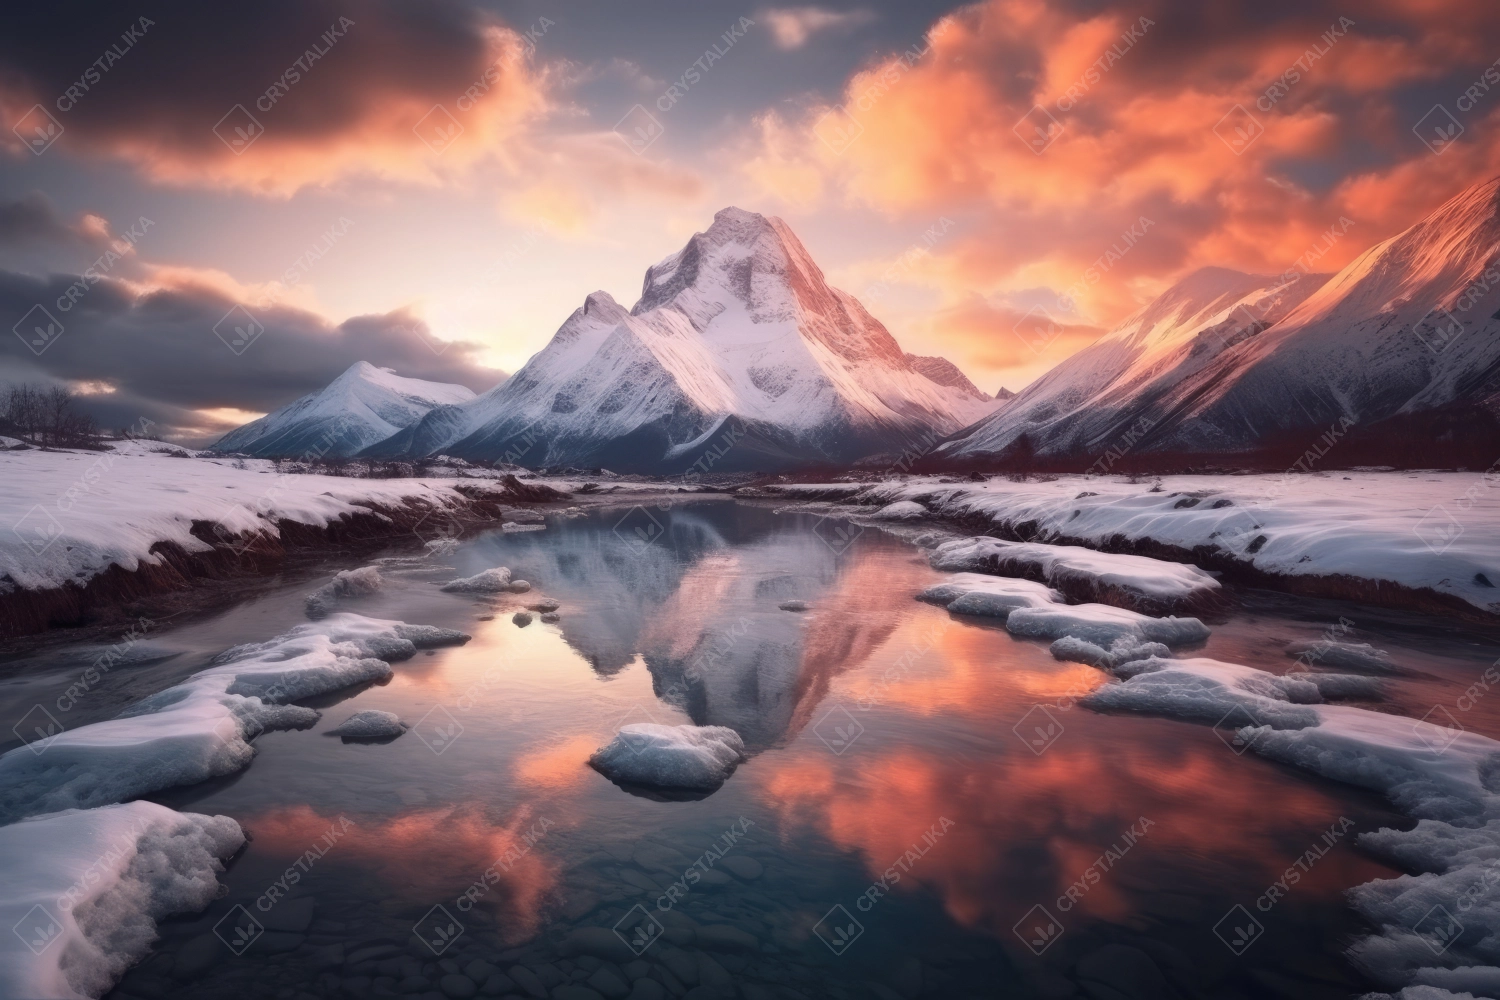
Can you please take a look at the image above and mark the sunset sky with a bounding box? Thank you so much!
[5,0,1500,441]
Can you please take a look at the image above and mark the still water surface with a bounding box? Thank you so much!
[5,500,1494,1000]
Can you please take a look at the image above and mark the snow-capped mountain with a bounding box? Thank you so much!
[374,208,999,472]
[933,267,1332,463]
[212,362,476,458]
[937,174,1500,466]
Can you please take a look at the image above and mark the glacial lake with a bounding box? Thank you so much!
[4,498,1497,1000]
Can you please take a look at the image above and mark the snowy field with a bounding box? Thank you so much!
[0,444,589,598]
[767,471,1500,617]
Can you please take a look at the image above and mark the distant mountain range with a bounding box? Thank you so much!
[215,182,1500,471]
[935,176,1500,470]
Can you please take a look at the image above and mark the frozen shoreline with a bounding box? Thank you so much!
[0,447,576,639]
[750,471,1500,620]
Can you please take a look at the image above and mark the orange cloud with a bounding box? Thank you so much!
[739,0,1500,332]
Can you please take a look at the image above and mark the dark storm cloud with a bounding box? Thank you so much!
[1,0,486,147]
[0,267,506,438]
[0,193,107,248]
[0,0,544,191]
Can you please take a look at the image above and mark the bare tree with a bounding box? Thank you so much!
[3,382,98,446]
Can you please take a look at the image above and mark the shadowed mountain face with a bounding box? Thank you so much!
[364,207,999,472]
[454,502,915,751]
[936,177,1500,470]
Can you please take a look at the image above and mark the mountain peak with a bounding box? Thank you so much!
[633,206,815,320]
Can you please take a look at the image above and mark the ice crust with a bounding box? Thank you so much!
[918,573,1062,619]
[590,724,748,791]
[1005,604,1210,647]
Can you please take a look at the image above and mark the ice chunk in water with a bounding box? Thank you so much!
[1284,639,1401,674]
[327,710,407,740]
[590,724,747,791]
[441,567,512,593]
[918,573,1060,619]
[930,536,1220,611]
[304,565,383,618]
[1050,635,1173,669]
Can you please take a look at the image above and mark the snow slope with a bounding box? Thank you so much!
[939,175,1500,463]
[378,208,999,472]
[212,361,476,458]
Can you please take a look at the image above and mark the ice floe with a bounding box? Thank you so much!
[327,709,407,741]
[1285,639,1401,675]
[928,536,1221,611]
[589,724,747,792]
[0,614,467,823]
[1081,656,1379,728]
[1049,635,1172,669]
[304,565,383,618]
[440,567,512,593]
[1006,604,1210,648]
[918,573,1061,619]
[0,801,243,1000]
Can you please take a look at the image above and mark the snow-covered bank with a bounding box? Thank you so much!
[0,447,570,638]
[752,471,1500,619]
[0,614,467,823]
[0,802,243,1000]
